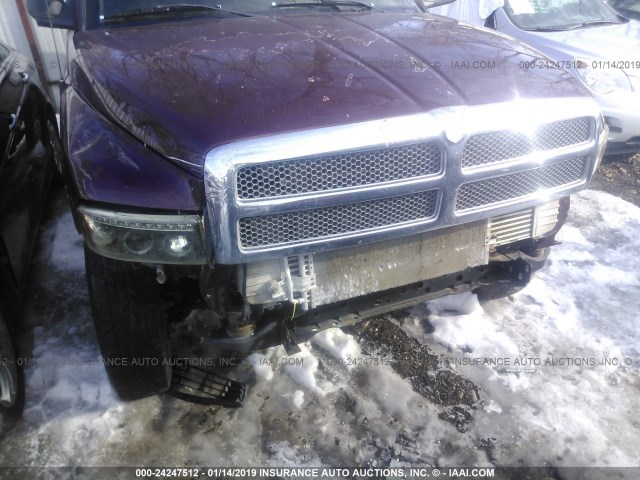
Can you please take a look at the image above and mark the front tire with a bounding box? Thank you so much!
[84,246,171,400]
[0,311,24,434]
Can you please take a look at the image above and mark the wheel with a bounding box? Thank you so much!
[84,245,171,400]
[0,311,25,434]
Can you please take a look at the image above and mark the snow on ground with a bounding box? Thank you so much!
[0,189,639,476]
[405,190,640,467]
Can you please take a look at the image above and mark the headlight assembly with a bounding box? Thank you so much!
[575,58,632,94]
[78,206,207,264]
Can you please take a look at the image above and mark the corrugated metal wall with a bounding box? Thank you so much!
[0,0,68,109]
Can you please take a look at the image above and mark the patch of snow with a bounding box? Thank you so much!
[46,211,85,272]
[247,353,274,382]
[423,292,520,357]
[291,390,304,409]
[282,344,326,395]
[427,290,480,316]
[311,329,359,366]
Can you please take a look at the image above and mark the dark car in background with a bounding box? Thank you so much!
[0,40,62,433]
[28,0,606,406]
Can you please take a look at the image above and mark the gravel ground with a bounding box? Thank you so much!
[591,152,640,207]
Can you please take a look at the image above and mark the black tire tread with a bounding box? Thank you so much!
[0,312,25,434]
[84,246,171,400]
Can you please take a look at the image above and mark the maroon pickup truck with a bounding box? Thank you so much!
[28,0,606,405]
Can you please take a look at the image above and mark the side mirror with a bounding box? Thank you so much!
[26,0,76,30]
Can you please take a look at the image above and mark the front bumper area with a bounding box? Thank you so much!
[596,87,640,147]
[203,247,549,354]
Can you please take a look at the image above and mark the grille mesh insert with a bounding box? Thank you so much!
[535,117,591,151]
[456,157,587,212]
[236,142,443,200]
[462,117,592,169]
[239,190,439,248]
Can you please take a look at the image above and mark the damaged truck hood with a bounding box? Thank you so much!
[72,12,587,173]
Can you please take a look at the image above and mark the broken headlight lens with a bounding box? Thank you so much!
[78,206,206,264]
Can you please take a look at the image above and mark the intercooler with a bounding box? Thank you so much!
[238,200,560,309]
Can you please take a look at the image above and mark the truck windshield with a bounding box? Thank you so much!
[92,0,422,26]
[503,0,624,30]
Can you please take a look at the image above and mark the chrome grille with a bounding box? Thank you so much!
[463,131,531,167]
[536,117,591,151]
[462,117,592,169]
[238,190,439,248]
[236,142,443,199]
[456,157,587,212]
[205,99,602,263]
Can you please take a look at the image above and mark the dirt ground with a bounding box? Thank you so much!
[591,152,640,207]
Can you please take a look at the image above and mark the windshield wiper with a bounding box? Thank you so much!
[529,19,621,31]
[572,20,623,27]
[527,26,575,31]
[272,1,384,12]
[104,4,252,21]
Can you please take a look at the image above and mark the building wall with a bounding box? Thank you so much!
[0,0,69,109]
[0,1,30,55]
